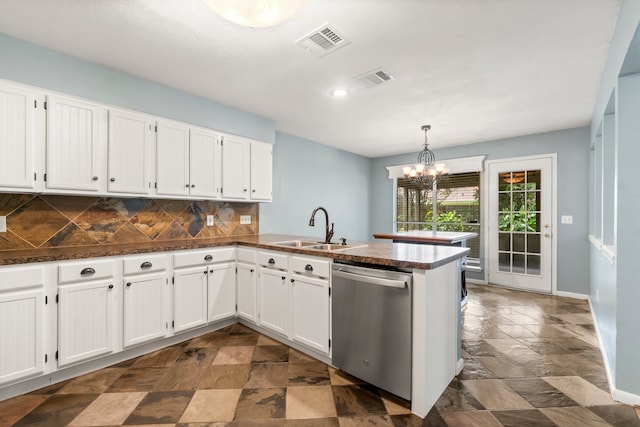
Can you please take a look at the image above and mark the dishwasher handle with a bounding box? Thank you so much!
[333,268,408,289]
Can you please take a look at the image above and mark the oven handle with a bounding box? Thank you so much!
[332,268,408,289]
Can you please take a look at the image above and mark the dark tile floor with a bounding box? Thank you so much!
[1,284,639,426]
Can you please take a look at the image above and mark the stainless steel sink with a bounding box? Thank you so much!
[272,240,366,251]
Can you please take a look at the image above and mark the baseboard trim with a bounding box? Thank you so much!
[588,298,640,406]
[556,290,589,300]
[456,358,464,375]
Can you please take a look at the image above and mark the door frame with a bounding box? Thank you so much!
[483,153,557,294]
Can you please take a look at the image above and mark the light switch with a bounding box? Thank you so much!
[206,215,214,226]
[0,216,6,232]
[561,215,573,224]
[240,215,251,225]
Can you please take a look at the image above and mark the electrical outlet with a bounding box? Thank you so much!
[240,215,251,225]
[206,215,214,226]
[0,216,6,232]
[561,215,573,224]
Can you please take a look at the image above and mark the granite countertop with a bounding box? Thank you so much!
[372,230,478,244]
[0,233,469,270]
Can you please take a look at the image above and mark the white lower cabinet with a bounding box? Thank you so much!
[236,248,257,323]
[122,254,170,348]
[57,259,117,367]
[173,266,208,333]
[0,267,45,385]
[258,268,288,336]
[208,262,236,322]
[173,247,237,333]
[58,279,116,367]
[290,256,331,355]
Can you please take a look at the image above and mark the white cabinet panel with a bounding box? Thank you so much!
[236,262,257,323]
[290,274,330,354]
[0,81,37,190]
[190,128,220,198]
[46,95,104,191]
[108,109,153,194]
[156,120,190,196]
[258,268,288,336]
[250,141,272,201]
[0,288,44,385]
[207,262,236,322]
[221,135,250,200]
[58,280,115,367]
[173,266,208,333]
[123,276,166,348]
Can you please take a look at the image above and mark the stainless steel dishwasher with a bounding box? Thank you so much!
[331,261,413,400]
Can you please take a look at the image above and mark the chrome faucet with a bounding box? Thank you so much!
[308,206,334,244]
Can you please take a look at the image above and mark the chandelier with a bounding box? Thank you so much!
[402,125,449,190]
[203,0,307,28]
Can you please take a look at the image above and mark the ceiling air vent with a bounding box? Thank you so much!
[296,24,351,58]
[354,68,395,88]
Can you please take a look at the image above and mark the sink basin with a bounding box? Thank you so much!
[272,240,366,251]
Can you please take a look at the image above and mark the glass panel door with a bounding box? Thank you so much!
[488,157,553,293]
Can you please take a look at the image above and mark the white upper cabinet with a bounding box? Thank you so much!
[189,127,221,199]
[0,81,39,191]
[46,95,106,192]
[156,119,190,197]
[107,109,154,195]
[250,140,273,201]
[221,135,251,200]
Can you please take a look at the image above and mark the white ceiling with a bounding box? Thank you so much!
[0,0,621,158]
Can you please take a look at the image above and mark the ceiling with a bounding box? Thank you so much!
[0,0,621,158]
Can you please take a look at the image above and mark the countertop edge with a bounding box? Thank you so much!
[0,234,470,270]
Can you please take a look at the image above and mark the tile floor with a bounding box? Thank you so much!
[1,284,640,426]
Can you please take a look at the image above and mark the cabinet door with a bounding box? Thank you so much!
[207,262,236,322]
[173,267,208,333]
[156,120,190,196]
[58,280,115,367]
[258,268,288,336]
[0,82,37,190]
[236,262,257,323]
[123,276,166,348]
[0,289,44,385]
[250,141,272,201]
[190,128,220,198]
[108,109,153,194]
[290,274,330,354]
[46,95,103,191]
[221,135,250,200]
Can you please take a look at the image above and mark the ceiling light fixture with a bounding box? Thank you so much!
[203,0,307,28]
[330,88,349,97]
[403,125,449,189]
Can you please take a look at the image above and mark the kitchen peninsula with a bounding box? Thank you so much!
[0,234,468,418]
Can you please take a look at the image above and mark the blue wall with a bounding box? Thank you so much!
[370,127,591,294]
[260,132,371,242]
[589,0,640,401]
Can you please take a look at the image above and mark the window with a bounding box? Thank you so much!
[395,172,481,260]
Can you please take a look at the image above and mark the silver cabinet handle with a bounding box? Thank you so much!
[110,177,116,182]
[140,261,152,269]
[126,282,131,287]
[80,267,95,276]
[92,176,99,181]
[268,258,275,264]
[204,254,213,261]
[305,264,313,272]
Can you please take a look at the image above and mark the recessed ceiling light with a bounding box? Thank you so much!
[330,88,349,97]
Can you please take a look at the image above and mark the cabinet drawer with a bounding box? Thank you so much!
[257,251,288,270]
[123,254,168,275]
[59,259,115,284]
[0,266,45,292]
[174,247,237,268]
[291,256,331,278]
[237,247,256,264]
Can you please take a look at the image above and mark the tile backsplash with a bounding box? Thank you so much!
[0,194,258,251]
